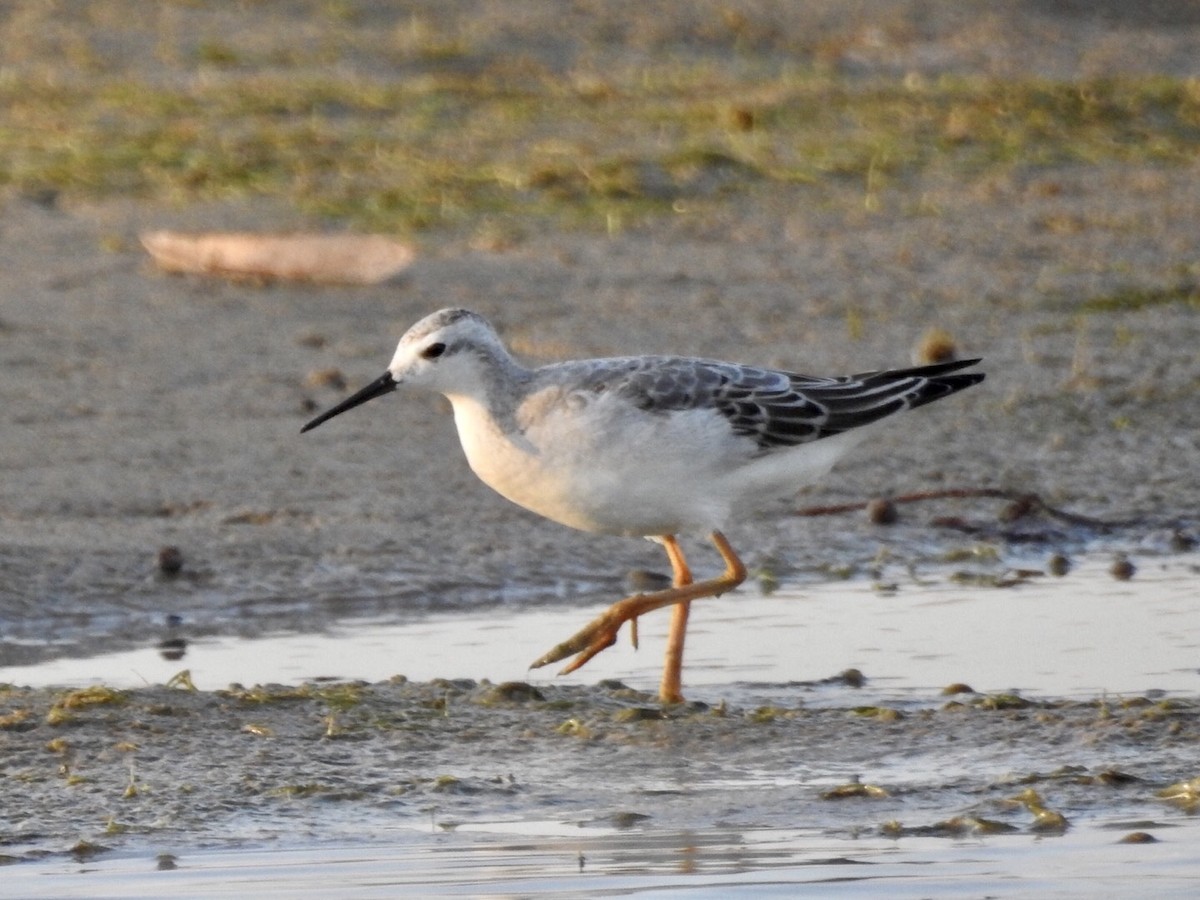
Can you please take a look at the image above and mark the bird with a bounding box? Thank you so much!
[302,308,984,703]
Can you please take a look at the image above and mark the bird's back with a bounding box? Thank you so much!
[451,353,984,537]
[533,354,984,453]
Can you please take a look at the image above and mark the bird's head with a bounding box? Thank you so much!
[300,308,509,433]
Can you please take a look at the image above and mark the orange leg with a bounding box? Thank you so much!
[531,531,747,703]
[659,536,693,705]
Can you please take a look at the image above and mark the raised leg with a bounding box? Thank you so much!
[530,531,747,700]
[622,536,693,656]
[659,536,693,704]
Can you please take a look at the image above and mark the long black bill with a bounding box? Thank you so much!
[301,372,397,433]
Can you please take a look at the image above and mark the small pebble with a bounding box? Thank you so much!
[941,682,975,695]
[1047,553,1071,577]
[609,811,652,828]
[865,498,898,525]
[157,637,188,662]
[1117,831,1158,844]
[913,327,960,365]
[1169,530,1196,552]
[483,681,545,704]
[840,668,866,688]
[998,494,1037,522]
[157,546,184,576]
[1110,556,1136,581]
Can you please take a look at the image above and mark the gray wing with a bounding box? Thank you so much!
[560,356,985,452]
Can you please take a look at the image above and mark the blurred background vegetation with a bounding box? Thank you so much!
[3,1,1199,236]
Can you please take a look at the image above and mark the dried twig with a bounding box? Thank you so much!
[794,488,1143,532]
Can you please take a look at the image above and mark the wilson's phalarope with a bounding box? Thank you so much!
[302,308,984,703]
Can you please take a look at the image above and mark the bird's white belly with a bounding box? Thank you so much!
[450,394,733,536]
[448,390,870,538]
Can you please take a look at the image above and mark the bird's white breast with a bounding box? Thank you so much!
[448,388,738,537]
[447,384,871,538]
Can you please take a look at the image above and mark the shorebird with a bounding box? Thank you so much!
[302,308,984,702]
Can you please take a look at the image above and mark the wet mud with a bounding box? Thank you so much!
[3,676,1199,865]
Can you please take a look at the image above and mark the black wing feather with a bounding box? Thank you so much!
[563,355,984,453]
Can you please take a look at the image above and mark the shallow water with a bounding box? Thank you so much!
[2,555,1198,896]
[3,554,1196,702]
[7,818,1200,898]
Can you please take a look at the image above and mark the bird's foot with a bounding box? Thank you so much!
[531,532,747,679]
[529,605,629,674]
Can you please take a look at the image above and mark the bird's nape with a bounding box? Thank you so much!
[301,371,397,433]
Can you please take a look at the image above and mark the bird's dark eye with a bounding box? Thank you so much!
[421,342,446,360]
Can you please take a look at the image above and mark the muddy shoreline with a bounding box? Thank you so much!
[3,677,1198,863]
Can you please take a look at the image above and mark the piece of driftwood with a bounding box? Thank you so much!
[141,231,415,285]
